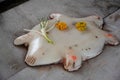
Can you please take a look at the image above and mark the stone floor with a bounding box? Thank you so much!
[0,0,120,80]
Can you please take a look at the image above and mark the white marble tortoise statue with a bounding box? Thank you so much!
[14,13,119,71]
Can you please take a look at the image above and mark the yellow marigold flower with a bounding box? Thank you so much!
[75,22,87,31]
[55,21,68,30]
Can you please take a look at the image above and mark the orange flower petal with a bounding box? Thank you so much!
[71,55,77,61]
[106,33,113,37]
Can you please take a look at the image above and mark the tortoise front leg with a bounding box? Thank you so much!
[62,49,82,71]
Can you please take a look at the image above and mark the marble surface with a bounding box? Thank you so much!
[0,0,120,80]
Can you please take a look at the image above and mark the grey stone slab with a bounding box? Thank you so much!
[8,9,120,80]
[104,9,120,40]
[0,0,120,80]
[7,66,87,80]
[0,10,28,80]
[11,0,120,19]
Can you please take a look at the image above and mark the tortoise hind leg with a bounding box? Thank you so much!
[104,32,119,45]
